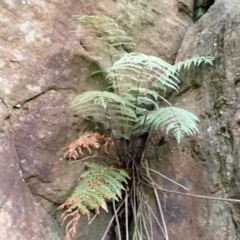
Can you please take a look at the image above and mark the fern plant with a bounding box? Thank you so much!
[59,14,214,240]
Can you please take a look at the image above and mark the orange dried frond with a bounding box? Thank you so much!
[60,209,81,240]
[97,134,115,154]
[63,132,114,159]
[63,132,100,159]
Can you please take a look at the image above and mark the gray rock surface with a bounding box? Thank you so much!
[173,0,240,239]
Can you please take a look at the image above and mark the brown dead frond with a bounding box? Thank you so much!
[59,208,81,240]
[96,134,115,154]
[63,132,114,159]
[59,202,91,240]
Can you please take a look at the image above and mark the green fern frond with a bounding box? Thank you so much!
[71,91,138,133]
[71,91,135,113]
[107,52,180,91]
[108,104,137,119]
[60,163,130,219]
[111,130,130,140]
[152,80,167,92]
[135,96,158,108]
[127,87,160,100]
[70,14,135,51]
[71,91,128,110]
[153,72,180,91]
[70,14,116,24]
[144,106,199,143]
[135,107,149,116]
[123,92,159,112]
[174,55,214,71]
[118,169,130,179]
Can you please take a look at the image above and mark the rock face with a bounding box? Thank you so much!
[2,0,240,239]
[0,0,193,239]
[169,0,240,239]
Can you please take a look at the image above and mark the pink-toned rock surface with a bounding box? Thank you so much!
[3,0,240,239]
[4,0,231,239]
[0,122,63,239]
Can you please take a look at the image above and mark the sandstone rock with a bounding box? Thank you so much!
[0,122,63,240]
[0,0,194,239]
[171,0,240,239]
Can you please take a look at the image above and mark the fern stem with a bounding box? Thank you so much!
[88,214,98,224]
[137,188,148,239]
[138,171,167,197]
[100,200,125,240]
[106,46,128,142]
[107,46,120,96]
[140,204,151,240]
[138,206,143,238]
[145,167,188,191]
[134,70,142,115]
[144,193,154,240]
[69,155,106,163]
[146,202,166,237]
[113,199,122,240]
[153,187,169,240]
[107,46,131,157]
[160,189,240,203]
[131,114,148,165]
[125,192,129,240]
[145,162,169,240]
[130,68,144,160]
[130,166,139,240]
[105,108,123,162]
